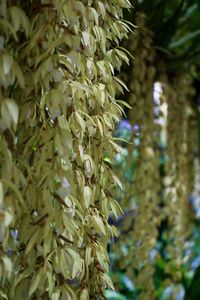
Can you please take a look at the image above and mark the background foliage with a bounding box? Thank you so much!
[106,0,200,299]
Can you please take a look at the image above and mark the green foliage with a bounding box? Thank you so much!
[127,0,200,79]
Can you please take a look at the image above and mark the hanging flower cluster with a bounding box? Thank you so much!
[163,73,196,285]
[0,1,131,299]
[111,12,162,300]
[110,12,198,299]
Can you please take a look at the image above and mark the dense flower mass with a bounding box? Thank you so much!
[0,0,131,299]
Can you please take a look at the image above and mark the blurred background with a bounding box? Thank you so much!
[105,1,200,299]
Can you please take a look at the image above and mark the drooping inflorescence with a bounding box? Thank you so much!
[111,12,162,299]
[0,1,131,299]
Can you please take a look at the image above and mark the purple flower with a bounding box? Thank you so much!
[133,124,140,131]
[118,119,132,130]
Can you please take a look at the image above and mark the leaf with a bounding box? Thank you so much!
[84,155,95,178]
[2,179,27,211]
[67,248,83,279]
[0,290,9,300]
[3,212,13,226]
[104,290,126,300]
[60,249,69,279]
[52,292,61,300]
[117,46,135,60]
[118,0,131,8]
[58,115,69,131]
[2,256,12,278]
[89,7,99,25]
[97,60,108,78]
[80,289,89,300]
[83,186,92,209]
[74,112,85,131]
[2,54,13,75]
[98,1,106,18]
[96,117,104,137]
[92,215,106,235]
[73,81,92,94]
[112,137,132,145]
[0,181,3,206]
[109,140,124,154]
[101,273,115,290]
[65,285,78,300]
[9,6,30,37]
[72,259,82,279]
[26,228,40,254]
[115,49,129,64]
[10,6,21,32]
[82,31,90,47]
[43,226,53,257]
[85,246,92,268]
[1,98,19,130]
[46,271,54,295]
[29,270,42,297]
[0,19,18,41]
[115,100,132,109]
[154,46,174,57]
[12,61,25,88]
[169,29,200,49]
[113,76,129,92]
[109,198,123,218]
[76,110,96,126]
[112,174,123,190]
